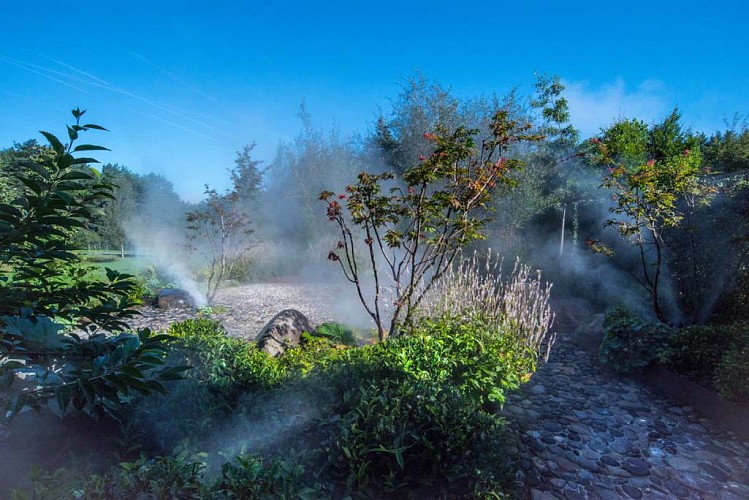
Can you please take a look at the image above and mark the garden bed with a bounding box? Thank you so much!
[638,364,749,440]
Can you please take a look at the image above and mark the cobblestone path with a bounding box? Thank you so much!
[501,334,749,499]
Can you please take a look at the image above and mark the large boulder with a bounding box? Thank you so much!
[157,288,196,309]
[571,313,606,355]
[255,309,315,357]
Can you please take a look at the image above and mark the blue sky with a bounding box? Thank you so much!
[1,1,746,201]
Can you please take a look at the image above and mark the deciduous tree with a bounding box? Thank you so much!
[322,110,542,341]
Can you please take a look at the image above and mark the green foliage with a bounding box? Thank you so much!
[373,74,481,176]
[212,453,320,499]
[153,319,285,438]
[21,451,322,500]
[2,315,187,420]
[168,319,286,391]
[0,140,48,204]
[714,347,749,405]
[74,452,208,499]
[531,74,579,150]
[323,109,542,340]
[599,307,674,374]
[663,322,749,379]
[135,319,344,449]
[313,322,358,346]
[0,110,185,421]
[0,110,138,329]
[23,315,529,497]
[701,115,749,172]
[660,322,749,403]
[312,318,524,495]
[590,110,711,322]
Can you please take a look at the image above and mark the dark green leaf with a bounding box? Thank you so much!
[39,131,64,155]
[71,157,99,165]
[72,144,110,152]
[82,124,107,131]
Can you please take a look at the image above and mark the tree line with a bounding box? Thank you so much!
[2,74,748,325]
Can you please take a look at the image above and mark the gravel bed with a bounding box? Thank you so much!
[127,282,353,340]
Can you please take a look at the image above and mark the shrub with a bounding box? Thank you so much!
[168,319,286,394]
[664,322,749,381]
[211,453,321,499]
[72,453,208,499]
[599,307,674,374]
[0,110,185,421]
[312,318,526,495]
[661,322,749,404]
[17,317,527,497]
[714,347,749,404]
[130,319,288,449]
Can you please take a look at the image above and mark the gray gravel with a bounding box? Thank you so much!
[127,282,352,339]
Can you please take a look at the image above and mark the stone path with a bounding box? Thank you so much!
[501,333,749,499]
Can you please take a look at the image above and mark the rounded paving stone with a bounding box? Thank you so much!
[698,462,730,481]
[531,489,557,500]
[550,478,567,488]
[621,485,643,499]
[564,486,587,500]
[496,338,749,499]
[665,456,700,472]
[664,480,691,498]
[621,464,650,477]
[600,455,620,467]
[544,421,565,433]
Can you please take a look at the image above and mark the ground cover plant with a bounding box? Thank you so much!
[18,316,540,498]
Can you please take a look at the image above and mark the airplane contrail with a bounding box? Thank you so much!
[5,52,240,142]
[42,55,223,136]
[133,109,218,141]
[0,54,87,92]
[129,51,219,103]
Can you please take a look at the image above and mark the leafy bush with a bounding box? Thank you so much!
[79,453,207,499]
[309,318,528,495]
[211,453,321,499]
[135,266,177,302]
[661,322,749,404]
[599,307,674,374]
[664,322,749,380]
[168,319,286,394]
[24,316,525,497]
[0,110,185,421]
[129,319,286,449]
[714,347,749,404]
